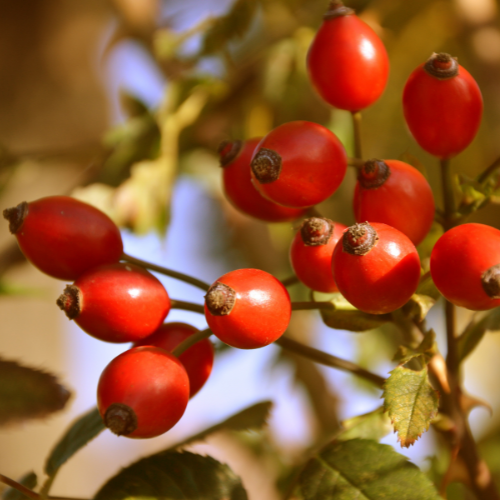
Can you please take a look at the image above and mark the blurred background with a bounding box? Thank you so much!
[1,0,500,498]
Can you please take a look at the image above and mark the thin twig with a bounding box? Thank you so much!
[281,275,300,288]
[173,328,212,357]
[477,155,500,184]
[122,253,211,292]
[276,336,385,388]
[0,474,39,500]
[291,301,333,311]
[351,111,363,159]
[170,299,205,315]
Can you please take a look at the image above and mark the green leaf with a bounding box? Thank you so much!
[337,408,392,442]
[294,439,440,499]
[458,307,500,362]
[45,407,105,477]
[93,451,248,500]
[0,358,70,426]
[393,330,437,366]
[314,292,391,332]
[2,472,37,500]
[457,174,490,217]
[402,294,436,323]
[383,366,439,447]
[202,0,258,55]
[170,401,272,450]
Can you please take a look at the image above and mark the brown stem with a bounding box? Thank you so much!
[170,299,205,315]
[347,156,364,169]
[281,275,300,287]
[477,155,500,184]
[172,328,212,357]
[0,474,39,500]
[122,253,211,291]
[291,301,333,311]
[275,336,385,388]
[351,111,363,159]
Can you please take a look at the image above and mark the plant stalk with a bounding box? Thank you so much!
[351,111,363,159]
[173,328,212,357]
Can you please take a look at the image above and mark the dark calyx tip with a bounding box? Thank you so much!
[342,222,379,255]
[104,403,137,436]
[300,217,334,246]
[324,1,354,19]
[482,264,500,299]
[3,201,28,234]
[205,282,236,316]
[218,139,243,167]
[424,53,459,79]
[56,285,82,320]
[358,159,391,189]
[251,148,282,184]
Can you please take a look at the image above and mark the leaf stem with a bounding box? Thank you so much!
[170,299,205,315]
[172,328,212,357]
[275,336,385,388]
[477,155,500,184]
[122,253,211,292]
[351,111,363,159]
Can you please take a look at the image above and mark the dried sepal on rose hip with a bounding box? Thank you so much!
[97,346,190,439]
[353,159,435,246]
[134,322,214,397]
[307,0,389,111]
[3,196,123,280]
[57,263,171,343]
[332,222,421,314]
[219,138,306,223]
[430,223,500,310]
[250,121,347,208]
[403,52,483,159]
[204,268,291,349]
[289,217,347,293]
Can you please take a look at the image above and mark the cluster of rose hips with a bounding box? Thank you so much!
[3,0,500,441]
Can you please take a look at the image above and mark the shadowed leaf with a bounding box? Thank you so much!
[337,408,392,442]
[93,451,247,500]
[314,292,391,332]
[402,294,436,323]
[45,407,105,477]
[2,472,37,500]
[0,358,70,426]
[294,439,440,499]
[393,330,437,366]
[458,307,500,362]
[170,401,272,450]
[383,366,439,447]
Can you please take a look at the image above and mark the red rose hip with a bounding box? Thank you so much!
[219,138,306,222]
[307,1,389,111]
[289,217,347,293]
[134,322,214,397]
[430,223,500,311]
[332,222,421,314]
[353,159,435,245]
[57,263,171,343]
[97,346,190,438]
[3,196,123,280]
[250,121,347,208]
[204,268,291,349]
[403,53,483,159]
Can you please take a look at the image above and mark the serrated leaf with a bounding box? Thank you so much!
[45,407,105,477]
[0,358,70,426]
[383,366,439,447]
[393,330,437,366]
[294,439,440,499]
[402,294,436,322]
[337,408,392,442]
[2,472,37,500]
[202,0,258,55]
[170,401,272,450]
[93,451,248,500]
[314,292,391,332]
[457,307,500,362]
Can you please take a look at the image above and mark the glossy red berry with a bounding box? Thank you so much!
[353,159,435,246]
[134,322,214,397]
[3,196,123,280]
[307,1,389,111]
[289,217,347,293]
[250,121,347,208]
[430,223,500,311]
[219,138,307,222]
[403,53,483,159]
[57,263,171,343]
[97,346,189,439]
[332,222,421,314]
[204,268,291,349]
